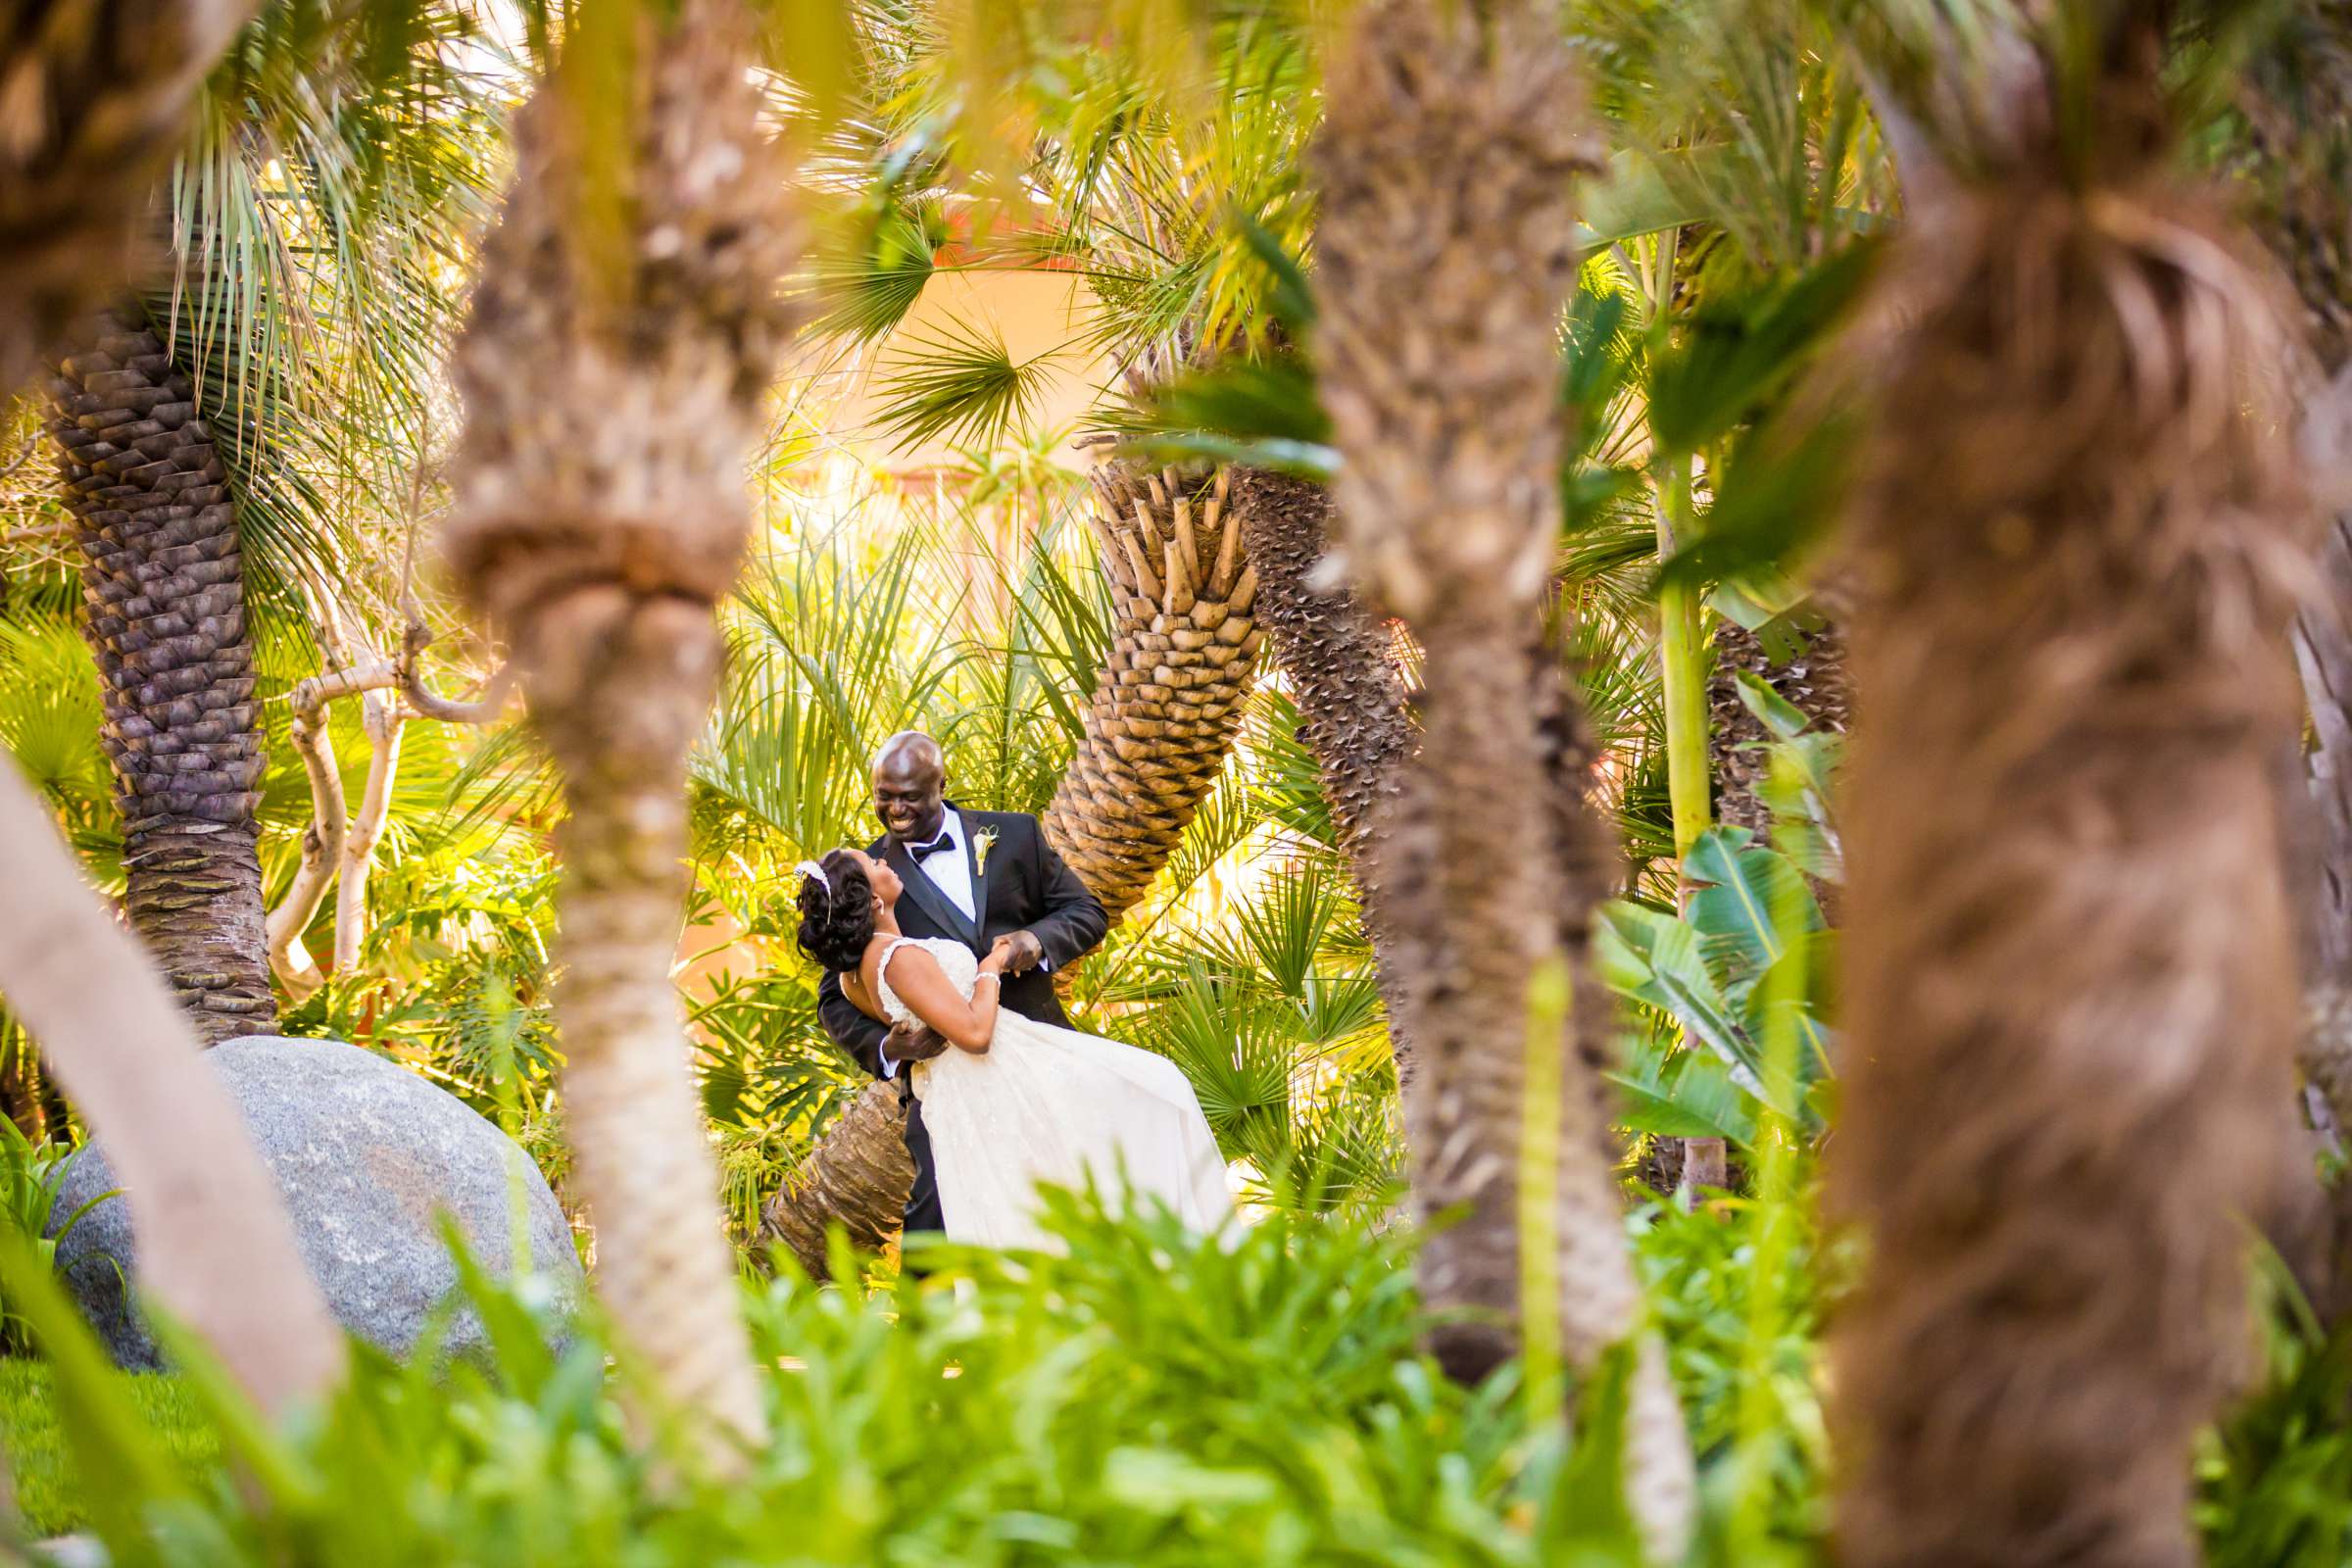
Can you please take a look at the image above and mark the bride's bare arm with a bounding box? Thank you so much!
[872,941,1007,1053]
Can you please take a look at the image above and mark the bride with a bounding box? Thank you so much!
[796,848,1234,1251]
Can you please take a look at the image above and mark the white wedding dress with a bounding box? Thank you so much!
[876,936,1234,1250]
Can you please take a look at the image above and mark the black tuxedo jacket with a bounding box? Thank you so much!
[815,806,1107,1234]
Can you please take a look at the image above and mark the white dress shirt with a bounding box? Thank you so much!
[906,811,977,923]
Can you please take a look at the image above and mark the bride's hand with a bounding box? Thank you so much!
[982,936,1017,974]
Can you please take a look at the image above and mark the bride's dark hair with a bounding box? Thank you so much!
[795,850,875,973]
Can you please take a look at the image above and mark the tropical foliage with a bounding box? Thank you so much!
[1,0,2350,1560]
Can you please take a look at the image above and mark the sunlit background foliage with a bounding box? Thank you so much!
[2,0,2349,1561]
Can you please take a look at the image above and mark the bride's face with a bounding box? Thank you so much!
[849,848,902,909]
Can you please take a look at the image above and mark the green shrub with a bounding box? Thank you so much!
[0,1188,1658,1567]
[11,1174,2351,1567]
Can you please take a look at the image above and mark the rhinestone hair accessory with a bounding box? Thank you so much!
[794,859,828,889]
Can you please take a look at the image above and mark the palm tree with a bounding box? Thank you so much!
[821,21,1312,929]
[48,312,277,1041]
[443,0,799,1461]
[35,0,491,1041]
[0,0,347,1416]
[2239,0,2352,1256]
[1227,464,1415,1047]
[0,0,259,393]
[1826,5,2310,1562]
[1311,0,1693,1555]
[1041,461,1263,925]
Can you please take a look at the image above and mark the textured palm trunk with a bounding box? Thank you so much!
[47,310,274,1043]
[1041,462,1264,926]
[1227,467,1418,1070]
[2241,5,2352,1302]
[0,0,260,394]
[1312,0,1694,1555]
[1705,618,1848,839]
[760,1080,913,1275]
[2286,496,2352,1309]
[444,0,798,1466]
[1829,58,2310,1567]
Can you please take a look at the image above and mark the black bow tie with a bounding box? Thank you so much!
[907,833,955,862]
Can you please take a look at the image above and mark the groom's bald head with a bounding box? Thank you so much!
[877,730,943,777]
[872,731,947,842]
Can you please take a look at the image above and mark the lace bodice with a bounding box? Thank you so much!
[875,936,981,1026]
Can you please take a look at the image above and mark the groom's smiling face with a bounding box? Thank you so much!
[872,742,948,843]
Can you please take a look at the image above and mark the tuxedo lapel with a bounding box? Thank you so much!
[883,834,979,948]
[959,808,997,937]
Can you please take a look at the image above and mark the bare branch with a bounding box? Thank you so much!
[265,698,345,999]
[266,601,501,993]
[399,613,512,724]
[332,695,407,972]
[288,661,398,714]
[265,634,391,994]
[0,520,70,551]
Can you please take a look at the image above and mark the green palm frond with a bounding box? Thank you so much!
[866,314,1066,453]
[1559,602,1666,766]
[807,200,949,343]
[1582,0,1895,276]
[161,0,507,636]
[1218,863,1344,1001]
[1247,692,1341,855]
[425,718,560,854]
[698,528,966,855]
[1236,1068,1404,1215]
[1126,958,1298,1131]
[943,509,1112,814]
[0,612,111,832]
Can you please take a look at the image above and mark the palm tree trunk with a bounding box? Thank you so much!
[1227,469,1412,850]
[1312,0,1694,1555]
[46,309,274,1043]
[1829,43,2309,1565]
[1227,467,1419,1071]
[1704,618,1849,839]
[0,0,260,395]
[1041,462,1264,926]
[444,0,799,1466]
[1654,456,1712,861]
[759,1080,913,1275]
[2241,7,2352,1307]
[2295,543,2352,1148]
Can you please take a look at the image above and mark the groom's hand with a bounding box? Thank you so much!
[998,930,1045,974]
[885,1017,949,1066]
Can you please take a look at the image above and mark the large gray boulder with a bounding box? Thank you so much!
[53,1035,582,1367]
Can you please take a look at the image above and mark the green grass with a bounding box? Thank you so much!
[0,1359,217,1537]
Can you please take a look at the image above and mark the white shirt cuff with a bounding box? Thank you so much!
[879,1049,900,1081]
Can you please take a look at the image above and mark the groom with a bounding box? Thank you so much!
[816,731,1108,1239]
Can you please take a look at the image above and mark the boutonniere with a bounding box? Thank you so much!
[972,826,999,876]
